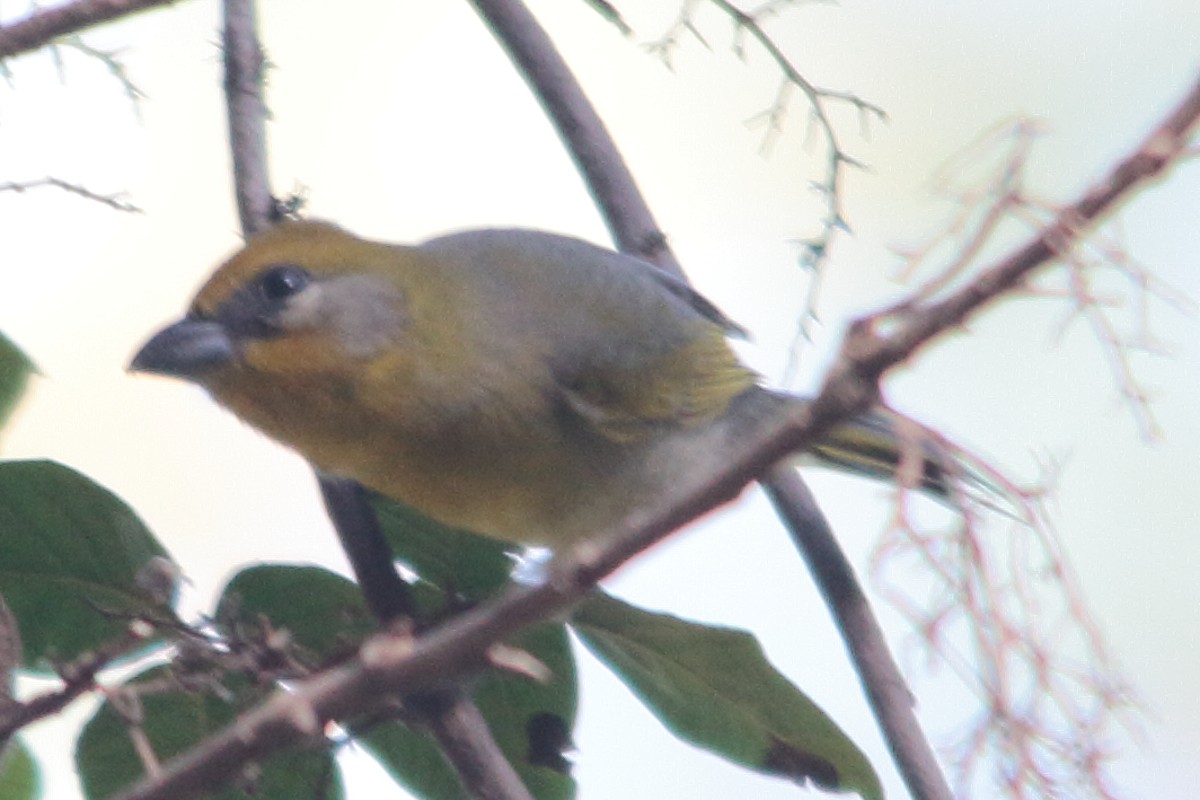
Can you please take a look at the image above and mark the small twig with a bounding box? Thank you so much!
[0,176,141,212]
[0,626,151,740]
[221,0,271,237]
[0,0,178,61]
[54,34,147,112]
[653,0,886,374]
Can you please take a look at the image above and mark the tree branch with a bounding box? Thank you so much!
[763,466,949,800]
[0,627,148,742]
[216,4,532,800]
[858,70,1200,379]
[221,0,271,237]
[0,177,141,212]
[420,691,537,800]
[466,0,680,270]
[0,0,178,61]
[469,2,951,798]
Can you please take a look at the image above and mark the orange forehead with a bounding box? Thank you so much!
[191,221,366,316]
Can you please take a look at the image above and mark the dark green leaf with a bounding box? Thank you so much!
[0,737,38,800]
[359,622,578,800]
[215,564,377,664]
[0,333,34,433]
[77,666,342,800]
[367,493,517,602]
[0,460,177,667]
[572,593,882,800]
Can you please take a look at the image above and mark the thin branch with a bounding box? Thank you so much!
[218,5,533,800]
[467,0,682,272]
[0,627,149,741]
[469,1,951,798]
[317,477,417,623]
[763,466,952,800]
[646,0,886,364]
[0,0,178,61]
[221,0,271,237]
[0,176,141,211]
[858,70,1200,382]
[421,691,537,800]
[54,34,146,112]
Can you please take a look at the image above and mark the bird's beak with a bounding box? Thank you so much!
[130,318,236,380]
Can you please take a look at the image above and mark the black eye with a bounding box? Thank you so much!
[258,264,310,301]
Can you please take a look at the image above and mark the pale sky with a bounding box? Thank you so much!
[1,1,1198,799]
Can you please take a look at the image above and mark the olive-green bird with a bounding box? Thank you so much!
[131,221,945,546]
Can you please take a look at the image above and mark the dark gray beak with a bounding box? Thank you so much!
[130,318,236,380]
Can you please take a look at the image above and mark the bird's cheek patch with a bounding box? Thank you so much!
[276,283,328,331]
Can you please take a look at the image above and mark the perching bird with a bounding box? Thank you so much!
[131,221,948,546]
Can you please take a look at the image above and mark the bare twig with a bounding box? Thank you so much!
[0,626,150,741]
[469,2,952,798]
[0,0,178,61]
[221,0,271,237]
[763,466,952,800]
[466,0,681,270]
[0,176,141,212]
[54,34,147,111]
[217,5,533,800]
[644,0,886,365]
[422,691,537,800]
[841,72,1200,384]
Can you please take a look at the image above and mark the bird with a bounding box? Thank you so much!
[131,220,951,547]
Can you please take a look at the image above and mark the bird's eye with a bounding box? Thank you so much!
[257,264,310,302]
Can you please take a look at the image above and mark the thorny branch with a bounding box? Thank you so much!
[854,85,1199,798]
[892,117,1197,438]
[0,176,141,212]
[640,0,886,359]
[0,0,177,62]
[474,2,948,798]
[218,3,532,800]
[0,625,153,741]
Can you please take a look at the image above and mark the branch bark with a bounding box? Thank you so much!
[466,0,679,270]
[467,1,953,798]
[0,0,178,61]
[218,4,531,800]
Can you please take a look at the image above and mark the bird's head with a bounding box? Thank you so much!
[131,221,413,388]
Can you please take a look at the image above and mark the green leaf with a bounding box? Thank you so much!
[359,622,578,800]
[215,564,377,663]
[0,333,34,433]
[0,460,178,667]
[77,666,342,800]
[572,593,883,800]
[367,493,518,602]
[0,738,39,800]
